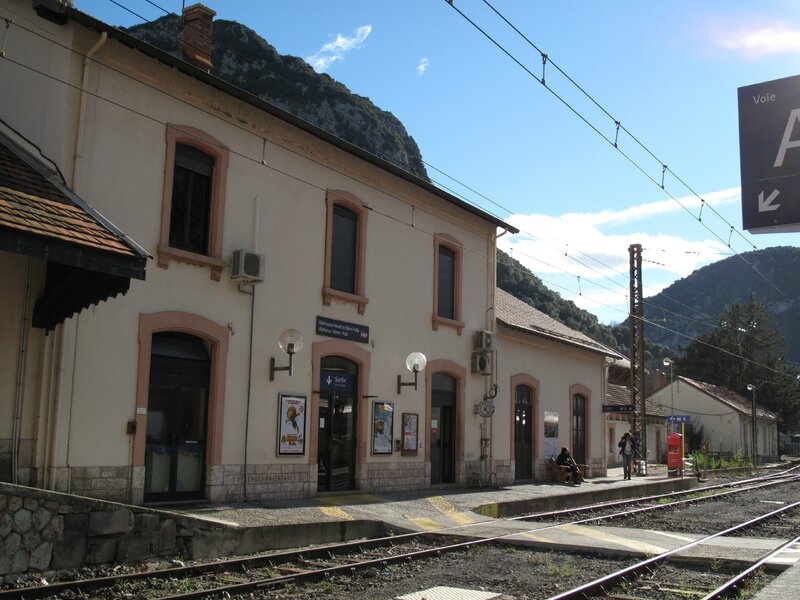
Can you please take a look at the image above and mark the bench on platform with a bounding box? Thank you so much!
[547,457,586,483]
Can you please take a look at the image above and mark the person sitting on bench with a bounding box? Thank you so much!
[556,447,581,484]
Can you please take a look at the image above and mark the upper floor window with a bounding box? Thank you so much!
[158,125,229,281]
[432,234,463,334]
[323,190,368,314]
[330,204,357,293]
[170,144,213,254]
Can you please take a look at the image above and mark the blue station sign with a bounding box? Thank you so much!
[666,415,690,424]
[316,316,369,344]
[602,405,634,413]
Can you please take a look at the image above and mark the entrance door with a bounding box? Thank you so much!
[572,393,587,465]
[317,357,358,492]
[431,373,456,484]
[144,333,209,503]
[514,385,533,480]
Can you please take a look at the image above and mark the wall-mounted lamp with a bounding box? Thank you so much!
[397,351,426,394]
[270,329,304,381]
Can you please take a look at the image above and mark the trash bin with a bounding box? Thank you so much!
[637,459,647,476]
[667,433,683,477]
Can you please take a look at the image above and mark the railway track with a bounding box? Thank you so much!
[2,468,798,599]
[550,503,800,600]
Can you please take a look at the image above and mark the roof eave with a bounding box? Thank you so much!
[59,6,518,235]
[498,318,622,359]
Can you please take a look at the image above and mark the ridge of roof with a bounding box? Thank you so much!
[678,376,778,420]
[495,288,622,358]
[56,5,518,235]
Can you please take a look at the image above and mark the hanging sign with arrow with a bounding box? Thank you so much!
[738,74,800,233]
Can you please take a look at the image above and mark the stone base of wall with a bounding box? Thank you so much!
[359,461,427,492]
[0,439,34,486]
[0,482,390,584]
[0,483,183,584]
[68,466,132,502]
[11,457,535,506]
[210,463,316,502]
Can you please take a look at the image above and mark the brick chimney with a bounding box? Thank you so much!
[182,4,216,70]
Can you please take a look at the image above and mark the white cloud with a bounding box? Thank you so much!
[306,25,372,72]
[713,23,800,57]
[497,188,740,324]
[417,58,430,76]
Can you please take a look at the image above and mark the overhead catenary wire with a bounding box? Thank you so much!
[445,0,790,303]
[85,0,769,340]
[3,7,797,378]
[99,0,792,330]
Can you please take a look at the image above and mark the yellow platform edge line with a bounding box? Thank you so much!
[408,517,442,531]
[426,496,476,525]
[318,506,354,521]
[560,523,668,554]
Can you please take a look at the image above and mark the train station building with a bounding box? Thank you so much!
[0,0,621,506]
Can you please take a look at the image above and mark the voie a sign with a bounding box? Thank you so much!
[738,74,800,233]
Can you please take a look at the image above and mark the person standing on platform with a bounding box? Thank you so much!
[619,432,634,480]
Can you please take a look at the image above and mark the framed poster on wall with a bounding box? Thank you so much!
[544,411,559,458]
[401,412,418,456]
[372,401,394,455]
[277,393,306,455]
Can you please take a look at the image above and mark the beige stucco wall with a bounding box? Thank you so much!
[0,252,47,485]
[0,0,508,501]
[1,0,628,502]
[649,381,778,460]
[495,326,607,479]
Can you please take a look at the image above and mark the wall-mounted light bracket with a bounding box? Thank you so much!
[270,329,304,381]
[397,351,426,394]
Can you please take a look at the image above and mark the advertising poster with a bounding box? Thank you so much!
[372,401,394,454]
[277,394,306,455]
[401,412,418,456]
[544,411,559,458]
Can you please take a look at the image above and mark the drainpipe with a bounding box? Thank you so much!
[482,227,509,478]
[241,195,261,501]
[12,257,33,484]
[72,31,107,187]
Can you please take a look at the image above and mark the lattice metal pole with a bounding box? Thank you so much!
[629,244,646,464]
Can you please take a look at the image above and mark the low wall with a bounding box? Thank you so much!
[0,483,385,584]
[473,477,697,518]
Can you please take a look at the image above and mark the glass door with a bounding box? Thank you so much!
[514,385,533,480]
[144,333,209,503]
[431,373,456,485]
[317,357,358,492]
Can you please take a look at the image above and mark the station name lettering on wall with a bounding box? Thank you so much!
[316,316,369,343]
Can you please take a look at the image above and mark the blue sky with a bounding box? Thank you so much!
[76,0,800,324]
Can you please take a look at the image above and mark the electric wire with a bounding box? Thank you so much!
[478,0,757,255]
[84,0,757,342]
[3,9,798,379]
[447,0,790,302]
[98,0,793,335]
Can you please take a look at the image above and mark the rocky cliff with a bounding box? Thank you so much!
[125,14,428,179]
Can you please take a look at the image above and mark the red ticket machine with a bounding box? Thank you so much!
[667,432,683,477]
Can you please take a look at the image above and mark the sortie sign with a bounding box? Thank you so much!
[738,74,800,233]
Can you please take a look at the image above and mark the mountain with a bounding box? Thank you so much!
[641,246,800,362]
[125,15,800,367]
[124,14,428,180]
[496,249,623,352]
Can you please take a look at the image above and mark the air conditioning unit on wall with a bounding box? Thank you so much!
[471,351,492,375]
[474,330,495,350]
[230,250,265,283]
